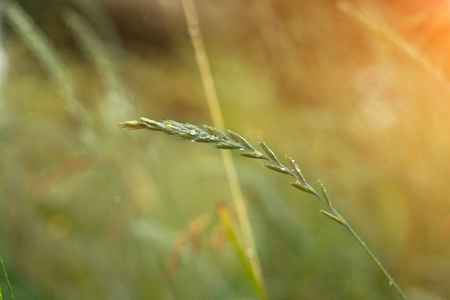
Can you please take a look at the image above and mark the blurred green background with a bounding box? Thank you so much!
[1,0,450,299]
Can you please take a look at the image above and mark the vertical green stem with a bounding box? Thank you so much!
[0,256,15,300]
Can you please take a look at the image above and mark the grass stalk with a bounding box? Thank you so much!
[180,0,267,298]
[217,204,267,300]
[0,256,15,300]
[119,118,408,299]
[331,208,407,300]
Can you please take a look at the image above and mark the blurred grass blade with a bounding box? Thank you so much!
[0,256,15,300]
[217,204,267,300]
[3,0,97,148]
[3,0,81,116]
[64,10,134,123]
[180,0,266,296]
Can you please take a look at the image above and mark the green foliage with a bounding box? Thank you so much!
[3,0,450,299]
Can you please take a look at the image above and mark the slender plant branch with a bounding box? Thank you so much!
[180,0,267,297]
[0,256,15,300]
[119,117,407,300]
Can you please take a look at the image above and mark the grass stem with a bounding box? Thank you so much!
[0,256,15,300]
[180,1,267,298]
[330,208,407,300]
[119,118,408,299]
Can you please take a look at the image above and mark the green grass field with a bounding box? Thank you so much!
[1,0,450,299]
